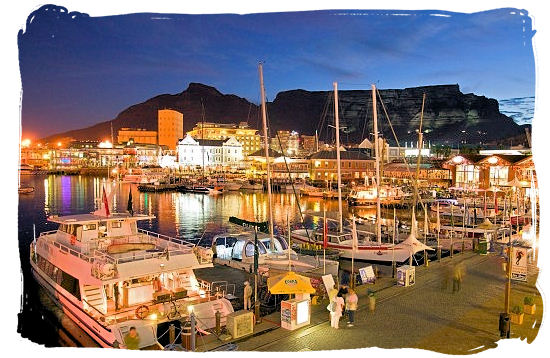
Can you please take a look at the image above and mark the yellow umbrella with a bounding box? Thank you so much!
[267,271,315,295]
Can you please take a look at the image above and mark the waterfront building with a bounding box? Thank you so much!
[381,161,451,187]
[122,143,164,168]
[309,149,375,183]
[20,147,51,169]
[187,121,260,156]
[158,109,184,150]
[177,134,244,169]
[117,128,158,145]
[271,157,310,180]
[443,154,535,190]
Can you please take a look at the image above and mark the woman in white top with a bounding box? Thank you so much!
[330,292,345,329]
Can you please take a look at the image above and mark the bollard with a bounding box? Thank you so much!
[181,320,191,350]
[215,310,221,335]
[169,324,175,346]
[499,312,510,338]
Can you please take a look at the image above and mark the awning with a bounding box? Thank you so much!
[267,271,315,295]
[395,233,434,256]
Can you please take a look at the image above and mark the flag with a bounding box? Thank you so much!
[323,218,328,249]
[102,186,110,217]
[323,214,328,249]
[351,216,358,251]
[127,188,134,216]
[411,210,417,237]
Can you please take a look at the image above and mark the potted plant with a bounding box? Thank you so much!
[368,289,376,312]
[524,296,536,315]
[510,304,524,325]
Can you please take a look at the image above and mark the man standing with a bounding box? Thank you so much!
[243,281,252,310]
[124,327,140,350]
[113,283,120,311]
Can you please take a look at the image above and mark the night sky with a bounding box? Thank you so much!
[18,5,535,139]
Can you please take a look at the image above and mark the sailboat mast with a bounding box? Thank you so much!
[372,84,382,244]
[334,82,343,233]
[259,63,275,242]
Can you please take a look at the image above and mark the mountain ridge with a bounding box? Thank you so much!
[41,82,525,146]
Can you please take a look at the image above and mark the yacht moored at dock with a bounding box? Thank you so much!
[29,210,231,349]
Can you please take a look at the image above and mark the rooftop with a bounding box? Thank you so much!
[309,150,374,160]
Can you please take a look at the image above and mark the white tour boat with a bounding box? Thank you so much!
[30,207,232,349]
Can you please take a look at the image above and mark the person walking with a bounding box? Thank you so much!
[330,292,345,329]
[243,281,252,310]
[452,263,464,293]
[345,288,358,327]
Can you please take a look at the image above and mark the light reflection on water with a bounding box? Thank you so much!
[20,175,419,246]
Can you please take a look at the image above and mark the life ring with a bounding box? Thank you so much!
[135,305,149,320]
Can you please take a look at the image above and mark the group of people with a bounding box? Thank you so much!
[327,286,358,329]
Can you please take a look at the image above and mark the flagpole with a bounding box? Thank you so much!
[287,213,291,272]
[437,202,441,262]
[323,207,327,275]
[424,205,428,267]
[450,203,454,259]
[392,207,396,278]
[351,216,355,288]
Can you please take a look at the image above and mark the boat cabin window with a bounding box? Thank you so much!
[329,235,341,244]
[276,236,289,250]
[83,224,97,231]
[231,240,245,260]
[244,241,267,257]
[111,221,122,229]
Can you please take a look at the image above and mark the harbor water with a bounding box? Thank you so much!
[17,174,429,346]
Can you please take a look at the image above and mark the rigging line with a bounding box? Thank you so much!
[376,88,429,216]
[275,131,310,240]
[360,97,370,142]
[316,92,331,145]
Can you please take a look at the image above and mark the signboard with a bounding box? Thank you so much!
[228,216,269,233]
[321,274,335,293]
[359,266,376,284]
[511,247,528,282]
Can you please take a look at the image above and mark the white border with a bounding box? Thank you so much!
[3,1,548,358]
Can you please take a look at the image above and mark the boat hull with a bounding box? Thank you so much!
[30,262,117,348]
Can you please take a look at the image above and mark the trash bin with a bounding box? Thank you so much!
[499,313,510,338]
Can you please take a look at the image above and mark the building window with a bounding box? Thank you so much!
[455,164,480,187]
[489,166,509,186]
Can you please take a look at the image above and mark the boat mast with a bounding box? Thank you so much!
[334,82,343,233]
[372,84,382,244]
[259,63,275,243]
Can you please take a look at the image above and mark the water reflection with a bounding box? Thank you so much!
[22,175,425,244]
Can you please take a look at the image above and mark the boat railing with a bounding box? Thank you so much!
[138,228,195,249]
[50,239,95,263]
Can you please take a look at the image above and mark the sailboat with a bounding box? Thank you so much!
[292,83,430,263]
[213,63,338,275]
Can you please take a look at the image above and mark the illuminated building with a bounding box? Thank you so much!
[187,122,260,156]
[177,134,244,168]
[117,128,158,145]
[443,154,535,189]
[158,109,184,150]
[309,149,375,182]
